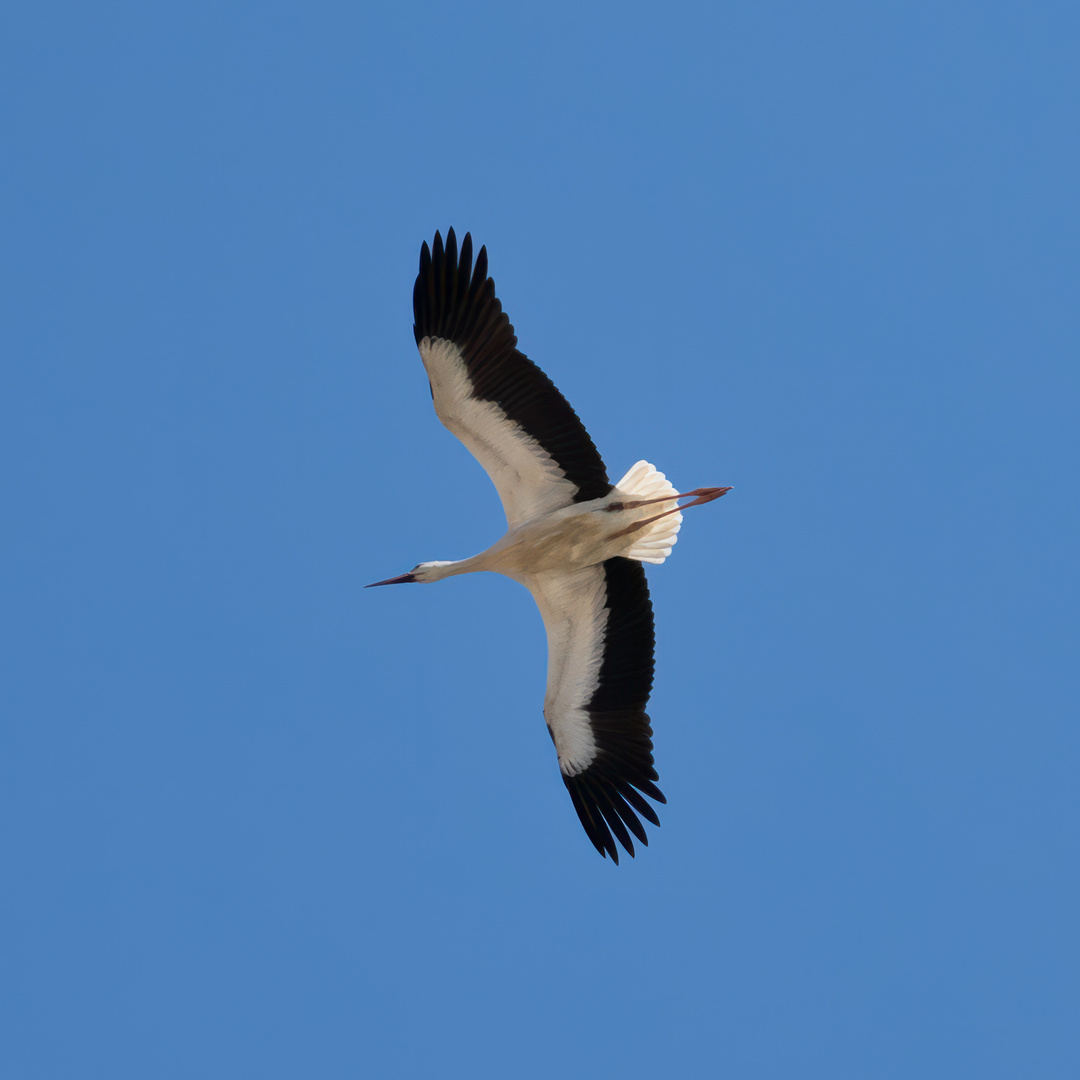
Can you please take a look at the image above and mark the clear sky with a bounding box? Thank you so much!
[3,2,1078,1077]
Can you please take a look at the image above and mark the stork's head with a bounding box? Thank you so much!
[366,561,456,587]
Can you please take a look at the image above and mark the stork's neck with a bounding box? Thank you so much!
[416,556,485,582]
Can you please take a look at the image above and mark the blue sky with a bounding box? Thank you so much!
[2,2,1078,1076]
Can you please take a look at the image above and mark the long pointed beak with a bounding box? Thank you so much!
[365,572,418,588]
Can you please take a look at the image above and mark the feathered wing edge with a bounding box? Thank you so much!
[413,228,612,506]
[561,557,666,864]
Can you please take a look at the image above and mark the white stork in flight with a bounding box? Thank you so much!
[369,229,730,862]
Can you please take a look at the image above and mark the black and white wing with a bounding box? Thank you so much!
[527,557,666,862]
[413,228,612,527]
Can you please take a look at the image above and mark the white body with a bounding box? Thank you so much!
[375,229,727,862]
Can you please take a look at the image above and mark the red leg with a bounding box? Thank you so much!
[608,486,732,512]
[608,486,732,537]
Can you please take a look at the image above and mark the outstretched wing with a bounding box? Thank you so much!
[527,557,666,863]
[413,228,612,527]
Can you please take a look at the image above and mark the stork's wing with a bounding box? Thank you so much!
[527,557,666,863]
[413,229,612,527]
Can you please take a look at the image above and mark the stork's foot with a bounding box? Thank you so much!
[674,486,732,508]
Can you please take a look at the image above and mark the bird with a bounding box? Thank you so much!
[368,229,731,862]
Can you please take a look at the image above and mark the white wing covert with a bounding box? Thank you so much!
[527,557,666,863]
[413,230,612,527]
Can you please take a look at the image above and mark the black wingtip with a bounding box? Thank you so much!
[564,762,665,864]
[411,227,613,504]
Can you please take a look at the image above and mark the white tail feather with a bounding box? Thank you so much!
[614,460,682,565]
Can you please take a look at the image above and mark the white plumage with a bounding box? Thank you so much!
[368,229,730,862]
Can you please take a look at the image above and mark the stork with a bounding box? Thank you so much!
[369,229,731,862]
